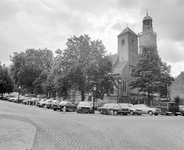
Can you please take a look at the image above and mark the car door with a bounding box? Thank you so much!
[141,105,148,113]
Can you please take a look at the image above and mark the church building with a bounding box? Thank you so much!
[109,12,157,104]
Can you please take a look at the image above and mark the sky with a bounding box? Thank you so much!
[0,0,184,77]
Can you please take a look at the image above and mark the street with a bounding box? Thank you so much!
[0,100,184,150]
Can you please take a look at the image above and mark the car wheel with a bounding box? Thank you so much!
[53,109,57,111]
[154,114,158,116]
[148,111,153,116]
[130,110,134,115]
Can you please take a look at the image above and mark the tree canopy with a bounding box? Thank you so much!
[9,35,114,100]
[10,48,53,94]
[0,64,14,95]
[130,47,173,105]
[50,35,114,100]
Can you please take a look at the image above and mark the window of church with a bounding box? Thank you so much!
[121,38,125,45]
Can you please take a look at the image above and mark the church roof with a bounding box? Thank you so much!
[113,61,127,74]
[117,27,138,37]
[109,53,118,65]
[143,15,152,21]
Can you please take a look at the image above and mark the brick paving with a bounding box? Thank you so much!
[0,118,36,150]
[0,100,184,150]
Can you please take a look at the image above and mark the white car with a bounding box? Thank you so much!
[134,104,161,116]
[36,99,47,107]
[119,103,142,115]
[179,105,184,116]
[76,101,93,113]
[42,99,53,108]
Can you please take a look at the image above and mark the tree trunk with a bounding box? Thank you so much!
[81,89,85,101]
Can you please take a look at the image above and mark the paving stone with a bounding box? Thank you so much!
[0,101,184,150]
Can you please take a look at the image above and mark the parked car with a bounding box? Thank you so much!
[76,101,93,113]
[134,104,161,116]
[52,100,61,111]
[36,98,47,107]
[37,94,47,99]
[11,96,20,103]
[98,103,129,115]
[119,103,142,115]
[1,95,15,101]
[44,99,54,109]
[59,101,76,112]
[156,102,181,116]
[179,105,184,116]
[0,96,10,101]
[15,95,25,103]
[22,97,31,105]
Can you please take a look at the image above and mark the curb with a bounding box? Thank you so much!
[26,123,37,150]
[179,130,184,142]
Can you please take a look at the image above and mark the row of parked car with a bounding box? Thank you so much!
[1,94,184,116]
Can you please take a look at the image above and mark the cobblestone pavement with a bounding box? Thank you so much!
[0,100,184,150]
[0,118,36,150]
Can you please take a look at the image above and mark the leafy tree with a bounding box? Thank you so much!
[10,48,53,93]
[0,65,14,96]
[61,35,114,100]
[130,47,173,106]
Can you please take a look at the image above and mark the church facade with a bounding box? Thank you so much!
[109,12,157,104]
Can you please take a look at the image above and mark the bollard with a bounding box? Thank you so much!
[63,106,66,113]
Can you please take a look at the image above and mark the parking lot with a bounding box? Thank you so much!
[0,100,184,150]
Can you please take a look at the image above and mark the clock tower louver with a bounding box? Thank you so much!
[138,11,157,54]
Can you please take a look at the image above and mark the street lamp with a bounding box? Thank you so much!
[18,86,21,103]
[92,84,97,114]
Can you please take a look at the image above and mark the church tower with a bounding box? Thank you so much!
[117,27,138,67]
[138,11,157,54]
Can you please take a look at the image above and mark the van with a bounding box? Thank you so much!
[156,102,181,116]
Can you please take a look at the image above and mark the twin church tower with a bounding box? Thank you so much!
[111,12,157,103]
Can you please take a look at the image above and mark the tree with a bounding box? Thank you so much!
[61,35,114,101]
[0,65,14,96]
[130,47,173,106]
[10,48,53,94]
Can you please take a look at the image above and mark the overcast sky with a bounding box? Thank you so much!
[0,0,183,77]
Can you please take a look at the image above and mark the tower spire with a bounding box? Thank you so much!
[146,9,148,16]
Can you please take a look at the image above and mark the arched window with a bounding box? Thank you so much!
[121,38,125,45]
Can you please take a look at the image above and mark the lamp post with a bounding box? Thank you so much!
[18,86,21,103]
[93,84,97,114]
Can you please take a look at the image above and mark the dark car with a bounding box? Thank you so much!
[59,101,77,112]
[156,102,181,116]
[98,103,129,115]
[52,100,60,111]
[0,96,9,101]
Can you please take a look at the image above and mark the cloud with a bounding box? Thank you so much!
[0,0,183,77]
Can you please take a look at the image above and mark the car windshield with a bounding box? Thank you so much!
[79,102,92,107]
[108,104,121,108]
[128,104,134,107]
[119,104,127,107]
